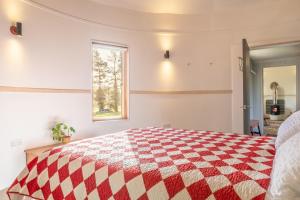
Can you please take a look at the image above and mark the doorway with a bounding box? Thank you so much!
[262,66,297,136]
[245,42,300,136]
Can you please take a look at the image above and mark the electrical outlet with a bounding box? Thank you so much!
[10,139,23,148]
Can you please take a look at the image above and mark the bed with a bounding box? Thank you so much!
[7,127,275,200]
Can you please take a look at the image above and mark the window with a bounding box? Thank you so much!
[92,42,128,120]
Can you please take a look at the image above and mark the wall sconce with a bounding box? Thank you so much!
[164,50,170,59]
[10,22,22,36]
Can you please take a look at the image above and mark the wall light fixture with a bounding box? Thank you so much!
[164,50,170,59]
[10,22,22,36]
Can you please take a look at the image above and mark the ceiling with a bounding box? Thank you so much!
[250,43,300,61]
[88,0,290,15]
[89,0,215,15]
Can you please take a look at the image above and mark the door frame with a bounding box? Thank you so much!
[248,38,300,111]
[249,39,300,50]
[255,58,300,133]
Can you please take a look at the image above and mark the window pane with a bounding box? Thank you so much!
[92,43,128,120]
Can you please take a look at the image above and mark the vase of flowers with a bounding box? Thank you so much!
[51,122,75,144]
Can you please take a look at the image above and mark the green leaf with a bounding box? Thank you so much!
[51,122,76,142]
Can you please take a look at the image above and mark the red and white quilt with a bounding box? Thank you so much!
[8,127,275,200]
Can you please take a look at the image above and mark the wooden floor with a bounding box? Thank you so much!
[264,120,283,136]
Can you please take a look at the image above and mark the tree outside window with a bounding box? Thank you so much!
[92,42,128,120]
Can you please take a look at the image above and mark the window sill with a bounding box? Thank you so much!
[92,117,129,122]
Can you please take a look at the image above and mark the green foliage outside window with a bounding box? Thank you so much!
[92,43,127,120]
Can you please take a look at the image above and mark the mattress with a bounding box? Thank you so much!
[7,127,275,200]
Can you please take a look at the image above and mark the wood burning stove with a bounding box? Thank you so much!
[266,100,285,115]
[271,104,280,115]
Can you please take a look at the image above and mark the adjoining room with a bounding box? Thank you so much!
[263,66,297,136]
[249,43,300,136]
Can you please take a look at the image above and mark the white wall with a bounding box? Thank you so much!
[1,0,300,189]
[0,0,233,188]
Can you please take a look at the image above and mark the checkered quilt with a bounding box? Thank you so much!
[7,128,275,200]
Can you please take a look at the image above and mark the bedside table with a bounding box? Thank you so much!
[24,143,63,164]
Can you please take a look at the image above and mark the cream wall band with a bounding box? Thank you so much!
[0,86,231,95]
[0,86,90,93]
[130,90,232,95]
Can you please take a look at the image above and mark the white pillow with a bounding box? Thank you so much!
[267,132,300,200]
[275,111,300,149]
